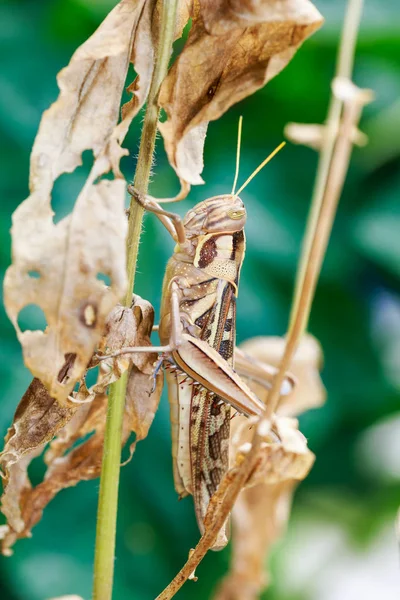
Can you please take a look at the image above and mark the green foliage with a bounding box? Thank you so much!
[0,0,399,598]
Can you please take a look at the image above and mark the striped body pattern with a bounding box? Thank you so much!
[159,195,247,546]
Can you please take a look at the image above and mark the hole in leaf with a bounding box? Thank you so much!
[51,150,94,224]
[66,430,95,455]
[28,270,41,279]
[17,304,47,333]
[96,272,111,286]
[28,453,47,486]
[85,365,99,389]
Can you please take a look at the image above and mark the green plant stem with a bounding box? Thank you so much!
[92,2,178,599]
[92,373,128,600]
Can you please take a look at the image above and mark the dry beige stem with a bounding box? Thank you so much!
[158,0,323,188]
[3,0,192,403]
[239,334,326,416]
[0,296,162,554]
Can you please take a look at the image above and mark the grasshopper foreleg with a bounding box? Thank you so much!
[128,186,187,244]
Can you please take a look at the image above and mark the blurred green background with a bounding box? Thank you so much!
[1,0,400,598]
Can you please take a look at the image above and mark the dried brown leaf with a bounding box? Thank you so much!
[4,175,129,404]
[75,294,157,404]
[239,334,326,416]
[232,416,315,489]
[121,0,192,136]
[0,379,77,554]
[0,296,162,554]
[159,0,323,187]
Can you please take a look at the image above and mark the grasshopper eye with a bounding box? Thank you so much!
[227,208,245,220]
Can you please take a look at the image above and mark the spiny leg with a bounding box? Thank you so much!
[128,185,187,244]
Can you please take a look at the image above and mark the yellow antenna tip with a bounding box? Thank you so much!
[235,141,286,196]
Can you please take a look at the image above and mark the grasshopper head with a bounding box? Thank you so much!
[183,194,246,237]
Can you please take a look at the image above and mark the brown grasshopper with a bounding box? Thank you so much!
[116,137,293,549]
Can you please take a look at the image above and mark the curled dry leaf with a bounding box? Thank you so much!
[0,379,77,554]
[121,0,192,148]
[0,295,163,554]
[231,416,314,490]
[159,0,323,188]
[3,0,191,403]
[239,334,326,416]
[215,417,314,600]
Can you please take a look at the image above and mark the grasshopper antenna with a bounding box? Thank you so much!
[235,141,286,196]
[231,115,243,195]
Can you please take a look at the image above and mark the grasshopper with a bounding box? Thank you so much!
[120,131,293,549]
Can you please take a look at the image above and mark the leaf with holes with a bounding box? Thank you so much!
[4,0,194,403]
[2,0,181,403]
[158,0,323,189]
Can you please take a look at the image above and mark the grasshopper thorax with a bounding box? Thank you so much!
[183,194,246,238]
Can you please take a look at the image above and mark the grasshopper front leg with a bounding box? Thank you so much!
[128,186,187,244]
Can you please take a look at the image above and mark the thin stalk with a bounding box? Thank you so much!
[92,2,178,599]
[265,86,365,419]
[289,0,364,329]
[266,0,365,417]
